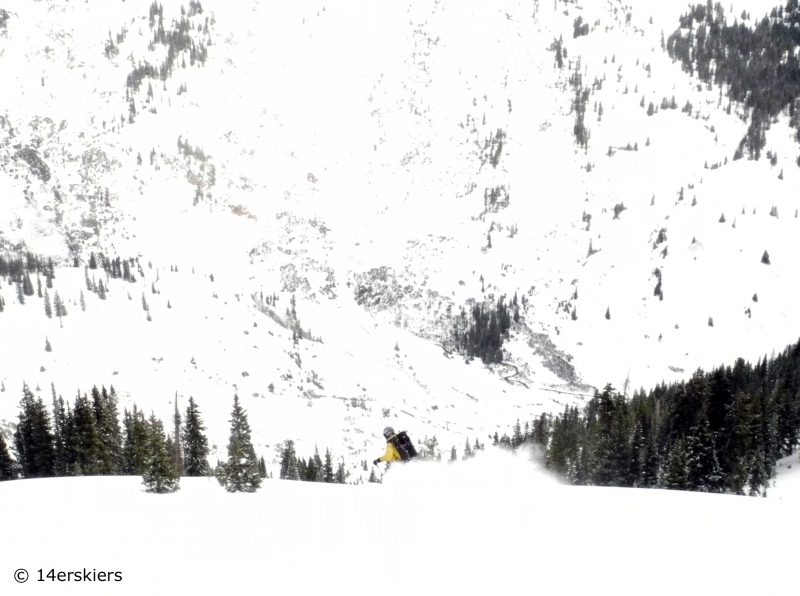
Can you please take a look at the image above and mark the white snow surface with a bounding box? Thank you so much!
[2,447,799,595]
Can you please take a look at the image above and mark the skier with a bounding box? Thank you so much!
[373,426,418,465]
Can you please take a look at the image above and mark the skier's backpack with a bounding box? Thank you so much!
[391,431,418,461]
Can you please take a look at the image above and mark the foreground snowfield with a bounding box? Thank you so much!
[2,448,798,596]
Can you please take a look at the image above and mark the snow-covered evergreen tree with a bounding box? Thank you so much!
[171,398,184,476]
[182,397,210,476]
[142,414,180,493]
[216,395,261,492]
[685,412,723,492]
[662,439,689,490]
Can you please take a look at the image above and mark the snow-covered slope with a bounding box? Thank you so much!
[1,0,800,475]
[2,448,799,595]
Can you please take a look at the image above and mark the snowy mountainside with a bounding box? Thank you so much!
[1,0,800,476]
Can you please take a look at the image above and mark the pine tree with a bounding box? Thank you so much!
[171,397,184,476]
[142,414,180,493]
[0,432,18,480]
[182,397,210,476]
[53,291,67,327]
[589,386,632,486]
[323,448,334,482]
[13,384,55,478]
[312,446,323,482]
[511,419,524,449]
[93,386,122,474]
[335,461,347,484]
[44,288,52,318]
[216,395,261,492]
[725,391,757,494]
[69,392,103,475]
[22,271,34,296]
[279,439,299,480]
[51,387,68,477]
[121,405,150,475]
[463,438,473,460]
[16,280,24,305]
[449,445,458,463]
[97,279,107,300]
[663,439,689,490]
[685,411,723,492]
[79,290,86,311]
[258,456,267,478]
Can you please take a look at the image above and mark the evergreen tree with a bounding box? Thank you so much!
[94,386,122,474]
[0,432,18,480]
[68,392,103,475]
[171,397,184,476]
[335,461,347,484]
[142,414,180,493]
[258,456,267,478]
[13,384,55,478]
[323,448,334,482]
[511,419,524,449]
[685,411,723,492]
[45,337,52,352]
[121,405,150,475]
[662,439,689,490]
[312,446,323,482]
[590,385,632,486]
[279,439,299,480]
[22,271,34,296]
[53,291,67,327]
[216,395,261,492]
[51,388,68,477]
[182,397,210,476]
[724,391,758,494]
[79,290,86,311]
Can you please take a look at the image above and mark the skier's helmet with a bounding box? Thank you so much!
[383,426,395,438]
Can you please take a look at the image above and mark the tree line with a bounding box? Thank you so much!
[667,1,800,161]
[0,383,212,493]
[496,338,800,495]
[0,384,352,493]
